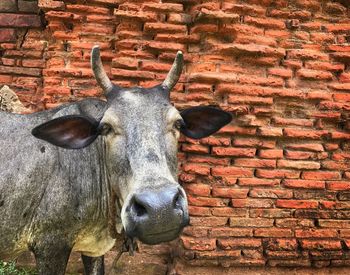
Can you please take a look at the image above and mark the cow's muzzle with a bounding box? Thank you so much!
[123,185,189,245]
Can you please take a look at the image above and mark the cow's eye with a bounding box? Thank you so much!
[99,123,113,135]
[173,119,184,131]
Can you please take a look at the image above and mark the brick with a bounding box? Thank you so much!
[181,236,216,251]
[215,43,286,58]
[257,149,283,159]
[0,0,16,12]
[0,14,41,28]
[211,167,253,177]
[255,228,293,237]
[300,240,342,250]
[18,0,38,13]
[282,179,325,189]
[183,164,210,176]
[285,143,324,152]
[190,217,228,227]
[267,239,298,251]
[196,250,241,259]
[238,178,280,187]
[266,250,300,259]
[295,229,338,238]
[283,128,328,139]
[277,160,320,170]
[0,29,16,42]
[230,218,273,228]
[268,259,311,267]
[218,238,262,249]
[268,67,293,78]
[210,228,253,238]
[183,226,209,237]
[232,198,274,208]
[255,169,300,179]
[212,187,248,199]
[144,22,187,33]
[250,209,292,218]
[278,220,315,230]
[235,158,276,168]
[182,144,209,154]
[301,171,341,180]
[196,8,240,21]
[245,16,285,29]
[188,206,211,217]
[209,208,242,221]
[273,117,313,127]
[287,49,328,61]
[257,128,283,137]
[188,155,230,166]
[276,199,318,209]
[184,184,211,197]
[187,195,227,207]
[297,69,333,81]
[212,147,256,157]
[327,181,350,191]
[249,189,293,199]
[228,95,273,105]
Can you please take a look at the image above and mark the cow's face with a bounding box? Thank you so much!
[32,46,232,245]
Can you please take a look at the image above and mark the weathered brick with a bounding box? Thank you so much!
[0,14,42,28]
[276,199,318,209]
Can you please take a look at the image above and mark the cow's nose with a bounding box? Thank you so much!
[130,186,182,220]
[124,185,189,244]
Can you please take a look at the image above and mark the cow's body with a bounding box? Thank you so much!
[0,99,116,261]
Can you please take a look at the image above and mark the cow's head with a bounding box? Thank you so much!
[32,46,232,245]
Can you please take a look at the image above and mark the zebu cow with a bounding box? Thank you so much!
[0,47,232,275]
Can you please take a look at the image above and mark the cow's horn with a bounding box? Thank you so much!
[162,51,184,91]
[91,45,114,94]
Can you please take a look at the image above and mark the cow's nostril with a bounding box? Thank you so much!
[133,199,147,217]
[173,190,182,209]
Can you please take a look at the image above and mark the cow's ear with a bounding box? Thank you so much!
[180,106,232,139]
[32,115,100,149]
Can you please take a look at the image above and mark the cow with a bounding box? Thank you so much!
[0,46,232,275]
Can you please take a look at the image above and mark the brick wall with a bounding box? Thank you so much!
[0,0,46,111]
[2,0,350,270]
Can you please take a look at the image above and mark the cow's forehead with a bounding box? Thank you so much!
[108,87,169,109]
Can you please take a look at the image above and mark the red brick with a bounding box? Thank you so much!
[327,181,350,191]
[188,155,230,166]
[254,228,293,237]
[184,184,211,197]
[210,228,253,238]
[268,67,293,78]
[228,95,273,105]
[267,239,298,251]
[190,217,228,227]
[231,198,274,208]
[144,22,187,33]
[239,178,279,187]
[196,250,241,259]
[183,226,209,237]
[212,147,256,157]
[188,206,211,217]
[302,171,341,180]
[211,207,247,217]
[250,209,292,218]
[187,195,227,207]
[304,61,344,72]
[183,164,210,176]
[211,167,253,177]
[212,187,248,199]
[142,3,183,12]
[218,238,262,250]
[249,189,293,199]
[295,229,338,238]
[283,179,325,189]
[300,240,342,250]
[277,160,320,170]
[182,144,209,154]
[288,49,328,61]
[0,13,41,28]
[255,169,300,179]
[275,218,314,228]
[258,149,283,159]
[230,218,273,227]
[297,69,333,81]
[0,29,16,42]
[276,199,318,209]
[181,236,216,251]
[235,158,276,168]
[257,127,283,137]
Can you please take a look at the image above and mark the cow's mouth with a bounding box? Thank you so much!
[138,227,182,245]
